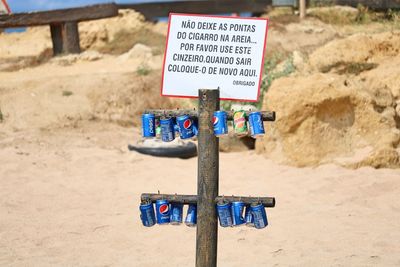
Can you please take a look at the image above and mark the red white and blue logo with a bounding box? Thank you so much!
[213,116,219,126]
[159,204,169,215]
[183,119,192,129]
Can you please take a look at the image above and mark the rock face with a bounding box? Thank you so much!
[257,32,400,168]
[79,10,146,49]
[309,32,400,72]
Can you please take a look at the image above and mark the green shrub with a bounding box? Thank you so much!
[136,64,151,76]
[62,90,73,97]
[221,53,295,110]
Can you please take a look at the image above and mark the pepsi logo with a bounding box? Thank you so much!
[159,204,169,215]
[183,119,192,129]
[213,116,219,126]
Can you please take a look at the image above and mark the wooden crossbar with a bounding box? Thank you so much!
[144,109,276,121]
[141,193,276,207]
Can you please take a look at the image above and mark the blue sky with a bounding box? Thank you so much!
[7,0,160,13]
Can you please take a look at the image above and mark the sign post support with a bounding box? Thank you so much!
[196,89,220,267]
[142,90,276,266]
[141,13,274,267]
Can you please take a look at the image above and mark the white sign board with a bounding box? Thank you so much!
[161,13,269,102]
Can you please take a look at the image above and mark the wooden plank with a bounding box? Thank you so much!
[196,89,219,267]
[118,0,272,20]
[215,196,275,207]
[313,0,400,10]
[141,193,198,204]
[0,3,118,28]
[141,193,276,207]
[144,109,276,122]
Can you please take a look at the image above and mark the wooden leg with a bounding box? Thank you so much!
[50,23,63,55]
[63,21,80,54]
[50,21,80,55]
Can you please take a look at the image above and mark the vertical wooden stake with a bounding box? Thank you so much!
[299,0,306,19]
[196,89,219,267]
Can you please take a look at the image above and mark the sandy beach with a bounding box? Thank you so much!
[1,5,400,266]
[0,123,399,266]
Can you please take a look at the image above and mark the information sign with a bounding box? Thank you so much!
[161,13,269,102]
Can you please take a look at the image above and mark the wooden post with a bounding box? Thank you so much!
[50,21,80,55]
[299,0,306,19]
[196,89,219,267]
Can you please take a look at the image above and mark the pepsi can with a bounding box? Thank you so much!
[170,203,183,225]
[248,111,265,137]
[213,111,228,136]
[160,117,175,142]
[192,118,199,136]
[185,204,197,227]
[139,202,156,227]
[142,113,155,138]
[244,205,254,227]
[155,199,170,225]
[250,203,268,229]
[177,115,195,139]
[216,201,233,227]
[231,201,246,226]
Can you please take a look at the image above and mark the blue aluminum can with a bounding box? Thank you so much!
[216,201,233,227]
[170,204,183,225]
[192,118,199,136]
[155,199,170,225]
[185,204,197,227]
[142,113,156,138]
[231,201,246,226]
[177,115,195,139]
[248,111,265,137]
[244,205,254,227]
[213,111,228,136]
[160,117,175,142]
[250,203,268,229]
[139,202,156,227]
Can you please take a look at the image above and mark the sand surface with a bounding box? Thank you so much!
[1,8,400,266]
[1,123,399,266]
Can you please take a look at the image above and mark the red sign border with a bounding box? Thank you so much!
[1,0,11,13]
[160,13,269,103]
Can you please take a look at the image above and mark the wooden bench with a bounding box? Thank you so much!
[118,0,273,20]
[0,3,118,55]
